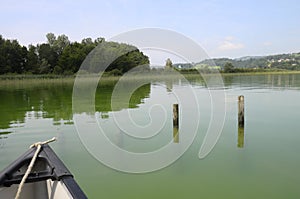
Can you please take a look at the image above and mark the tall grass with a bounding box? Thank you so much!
[1,70,300,89]
[0,75,75,89]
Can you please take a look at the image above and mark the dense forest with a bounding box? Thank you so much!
[0,33,149,75]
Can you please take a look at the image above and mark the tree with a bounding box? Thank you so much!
[39,58,51,74]
[224,62,235,73]
[107,45,150,73]
[46,33,70,55]
[37,43,58,73]
[58,42,90,74]
[54,34,70,55]
[46,33,56,47]
[0,39,27,74]
[81,38,93,45]
[0,35,5,73]
[25,45,38,73]
[94,37,105,44]
[165,58,173,69]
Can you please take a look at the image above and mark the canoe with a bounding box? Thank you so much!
[0,144,87,199]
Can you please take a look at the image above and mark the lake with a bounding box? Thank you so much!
[0,74,300,198]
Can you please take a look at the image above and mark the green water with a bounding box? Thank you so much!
[1,74,300,198]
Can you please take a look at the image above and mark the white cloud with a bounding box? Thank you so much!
[218,37,244,51]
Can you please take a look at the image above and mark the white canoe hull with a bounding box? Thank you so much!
[0,144,87,199]
[0,179,74,199]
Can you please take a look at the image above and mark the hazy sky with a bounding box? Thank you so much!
[1,0,300,59]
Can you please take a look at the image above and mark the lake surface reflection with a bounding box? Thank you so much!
[1,74,300,198]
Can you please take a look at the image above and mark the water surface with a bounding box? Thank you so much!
[0,74,300,198]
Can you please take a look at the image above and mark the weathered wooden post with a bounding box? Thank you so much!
[238,95,244,128]
[238,95,244,148]
[173,104,179,143]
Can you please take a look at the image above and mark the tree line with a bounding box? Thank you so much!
[0,33,149,75]
[199,53,300,71]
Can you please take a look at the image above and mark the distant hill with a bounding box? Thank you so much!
[234,56,264,61]
[174,52,300,70]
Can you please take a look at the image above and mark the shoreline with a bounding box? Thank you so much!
[0,70,300,83]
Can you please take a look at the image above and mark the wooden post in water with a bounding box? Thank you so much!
[238,95,244,128]
[173,104,179,143]
[238,95,244,148]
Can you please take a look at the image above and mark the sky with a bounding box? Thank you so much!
[1,0,300,61]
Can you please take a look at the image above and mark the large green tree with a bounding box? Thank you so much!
[0,34,149,75]
[0,36,27,74]
[108,49,150,73]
